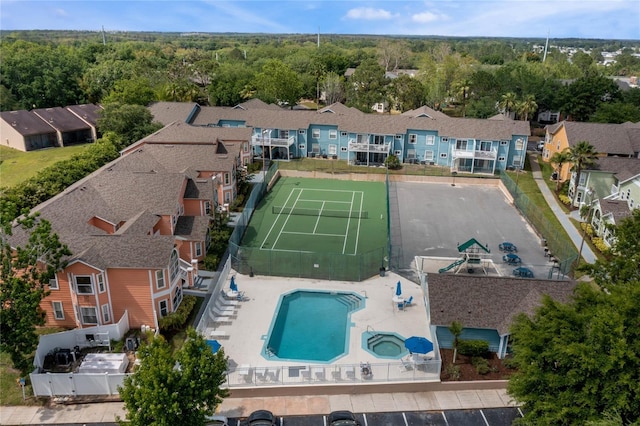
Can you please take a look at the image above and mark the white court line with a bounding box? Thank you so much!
[266,248,314,253]
[261,188,301,250]
[295,199,353,204]
[312,201,326,234]
[342,192,355,254]
[350,190,364,256]
[282,231,346,237]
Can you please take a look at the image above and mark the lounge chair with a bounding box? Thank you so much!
[224,290,246,300]
[219,293,239,306]
[213,306,236,315]
[208,309,232,324]
[208,329,227,339]
[404,296,414,307]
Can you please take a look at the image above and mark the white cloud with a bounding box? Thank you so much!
[345,7,395,20]
[54,8,68,17]
[412,11,447,23]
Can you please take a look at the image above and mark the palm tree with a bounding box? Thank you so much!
[499,92,517,118]
[518,94,538,121]
[448,321,463,363]
[549,149,571,192]
[568,141,599,206]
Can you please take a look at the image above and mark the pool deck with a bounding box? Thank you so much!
[204,270,437,386]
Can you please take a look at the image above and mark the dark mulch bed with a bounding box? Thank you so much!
[440,349,516,381]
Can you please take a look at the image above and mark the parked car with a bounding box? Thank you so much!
[328,410,361,426]
[205,414,229,426]
[536,142,545,151]
[247,410,276,425]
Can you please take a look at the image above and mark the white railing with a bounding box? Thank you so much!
[451,148,497,160]
[251,136,295,147]
[225,359,441,388]
[196,257,232,335]
[348,142,391,153]
[610,183,619,196]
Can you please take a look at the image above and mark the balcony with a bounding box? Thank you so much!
[348,141,391,153]
[451,148,497,160]
[251,135,295,147]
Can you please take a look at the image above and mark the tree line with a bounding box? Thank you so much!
[1,32,640,123]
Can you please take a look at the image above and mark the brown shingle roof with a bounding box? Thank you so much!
[147,102,200,126]
[600,199,632,221]
[428,274,576,335]
[65,104,103,126]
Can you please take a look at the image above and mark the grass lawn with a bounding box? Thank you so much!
[0,144,91,188]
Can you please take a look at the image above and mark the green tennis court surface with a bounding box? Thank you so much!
[238,176,388,281]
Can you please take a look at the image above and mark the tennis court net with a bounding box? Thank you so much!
[272,206,369,219]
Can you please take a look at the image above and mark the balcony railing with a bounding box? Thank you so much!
[348,141,391,153]
[251,135,295,147]
[451,148,497,160]
[611,183,619,196]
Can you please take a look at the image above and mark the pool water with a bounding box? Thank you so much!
[264,290,364,363]
[362,331,408,359]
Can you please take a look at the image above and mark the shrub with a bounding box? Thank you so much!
[458,339,490,357]
[158,295,197,331]
[472,356,490,375]
[502,355,518,370]
[384,154,402,170]
[558,194,572,205]
[445,363,461,380]
[203,253,220,271]
[591,237,611,255]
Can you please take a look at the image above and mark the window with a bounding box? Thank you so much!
[341,131,348,137]
[498,156,506,162]
[80,307,98,325]
[394,150,402,156]
[224,191,231,203]
[224,173,230,185]
[480,141,492,151]
[52,301,64,320]
[169,250,180,282]
[515,139,525,150]
[102,304,110,323]
[441,137,449,143]
[49,277,59,290]
[173,286,183,310]
[243,143,248,152]
[328,144,337,155]
[205,201,211,215]
[159,300,169,317]
[440,153,448,158]
[426,135,435,145]
[579,174,586,185]
[329,130,337,139]
[456,140,468,150]
[75,276,93,294]
[298,144,305,150]
[195,242,202,257]
[395,134,403,140]
[156,270,166,289]
[500,140,509,146]
[279,130,289,139]
[424,151,434,161]
[340,146,348,152]
[312,129,320,139]
[373,135,384,145]
[298,129,306,134]
[409,134,417,144]
[513,155,523,167]
[97,274,105,293]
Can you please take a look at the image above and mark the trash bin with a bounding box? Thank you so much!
[379,267,385,277]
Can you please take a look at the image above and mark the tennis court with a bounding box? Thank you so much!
[237,176,388,281]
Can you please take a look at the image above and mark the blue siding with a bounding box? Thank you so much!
[436,326,501,354]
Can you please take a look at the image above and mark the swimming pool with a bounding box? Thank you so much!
[263,290,365,363]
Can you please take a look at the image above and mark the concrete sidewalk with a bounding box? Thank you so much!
[0,387,517,425]
[527,153,597,264]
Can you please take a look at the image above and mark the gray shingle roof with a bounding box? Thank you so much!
[591,157,640,182]
[600,199,632,221]
[175,215,210,239]
[0,110,56,136]
[32,107,91,132]
[64,104,103,126]
[549,121,635,156]
[147,102,200,126]
[428,274,576,335]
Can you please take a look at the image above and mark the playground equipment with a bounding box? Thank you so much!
[438,238,491,274]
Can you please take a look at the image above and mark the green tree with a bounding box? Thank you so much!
[208,63,255,107]
[448,321,463,363]
[119,329,229,426]
[345,58,387,112]
[560,73,621,122]
[568,141,599,205]
[590,102,640,124]
[0,213,71,374]
[581,209,640,291]
[97,103,163,149]
[549,149,571,192]
[388,74,426,112]
[103,77,156,106]
[516,94,537,121]
[252,59,303,108]
[321,72,345,105]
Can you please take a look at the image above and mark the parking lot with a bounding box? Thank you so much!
[219,407,523,425]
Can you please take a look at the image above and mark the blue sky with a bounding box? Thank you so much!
[1,1,639,40]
